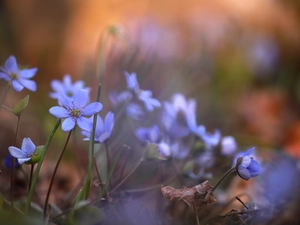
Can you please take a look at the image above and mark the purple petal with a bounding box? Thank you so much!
[73,89,89,106]
[19,68,37,79]
[5,56,18,73]
[63,74,72,87]
[237,166,251,180]
[11,80,24,92]
[0,72,10,81]
[18,158,31,164]
[50,79,64,92]
[49,106,69,118]
[99,132,111,143]
[83,102,102,116]
[62,118,76,132]
[19,79,37,92]
[21,138,36,155]
[77,116,92,131]
[58,92,73,108]
[8,146,27,158]
[243,147,255,157]
[104,112,114,132]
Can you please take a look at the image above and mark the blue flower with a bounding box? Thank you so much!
[0,55,37,92]
[123,71,161,111]
[201,129,221,149]
[49,74,90,100]
[124,72,139,94]
[4,153,21,168]
[135,125,161,144]
[82,111,114,143]
[138,90,161,111]
[49,89,103,132]
[235,147,262,180]
[158,140,189,159]
[161,94,196,138]
[8,138,36,164]
[221,136,237,156]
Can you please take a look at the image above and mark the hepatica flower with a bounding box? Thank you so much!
[0,55,37,92]
[82,111,114,143]
[124,71,161,111]
[8,138,37,164]
[235,147,262,180]
[49,74,90,100]
[49,89,102,132]
[135,125,161,145]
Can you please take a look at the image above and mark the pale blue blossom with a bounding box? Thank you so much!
[82,112,114,143]
[0,55,37,92]
[8,138,36,164]
[49,74,90,100]
[49,89,102,132]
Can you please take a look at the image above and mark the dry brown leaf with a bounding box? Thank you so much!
[161,180,217,210]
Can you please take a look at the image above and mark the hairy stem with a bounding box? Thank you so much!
[44,130,72,218]
[25,119,61,215]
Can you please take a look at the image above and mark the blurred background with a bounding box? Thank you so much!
[0,0,300,223]
[1,0,300,154]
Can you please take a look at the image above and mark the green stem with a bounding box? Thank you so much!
[44,130,72,218]
[0,83,10,106]
[212,167,236,192]
[111,156,144,194]
[28,164,34,194]
[104,141,111,190]
[83,83,101,199]
[25,119,61,215]
[10,115,21,211]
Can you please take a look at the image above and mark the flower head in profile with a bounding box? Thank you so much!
[4,153,21,168]
[0,55,37,92]
[123,71,161,111]
[82,112,114,143]
[8,138,37,164]
[49,89,103,132]
[135,125,161,145]
[235,147,262,180]
[49,74,90,100]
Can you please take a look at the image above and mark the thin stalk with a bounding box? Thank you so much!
[93,156,104,189]
[0,83,10,106]
[193,204,200,225]
[111,156,144,194]
[43,130,72,218]
[83,83,101,199]
[104,141,111,189]
[25,119,61,215]
[10,115,21,211]
[28,164,34,193]
[211,167,235,192]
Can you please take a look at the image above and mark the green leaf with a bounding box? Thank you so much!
[13,95,29,116]
[143,143,160,161]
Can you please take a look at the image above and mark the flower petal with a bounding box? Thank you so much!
[73,89,89,106]
[58,92,73,108]
[5,56,18,73]
[19,68,37,79]
[237,166,251,180]
[83,102,103,116]
[243,147,255,157]
[49,106,69,118]
[62,118,76,132]
[8,146,27,158]
[99,132,111,143]
[21,138,36,155]
[11,80,24,92]
[77,116,92,131]
[0,72,10,81]
[18,79,37,92]
[104,112,114,132]
[18,158,31,164]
